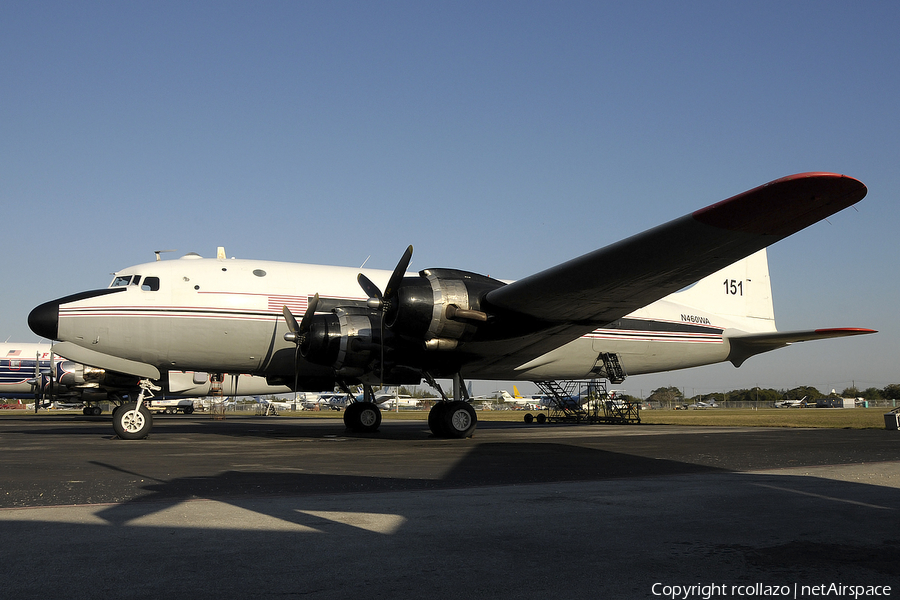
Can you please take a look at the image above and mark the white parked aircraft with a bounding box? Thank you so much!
[28,173,875,439]
[1,342,290,415]
[499,387,545,409]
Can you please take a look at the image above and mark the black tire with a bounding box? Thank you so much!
[524,413,534,424]
[536,413,547,424]
[184,406,194,415]
[112,402,153,440]
[440,401,477,438]
[82,407,92,416]
[343,402,361,428]
[428,402,448,437]
[344,401,381,433]
[92,406,102,416]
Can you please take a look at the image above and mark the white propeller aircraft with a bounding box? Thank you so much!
[1,342,290,415]
[28,173,875,439]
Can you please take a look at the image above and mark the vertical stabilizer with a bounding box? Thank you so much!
[671,249,776,331]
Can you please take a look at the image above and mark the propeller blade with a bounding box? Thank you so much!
[299,294,319,334]
[384,245,413,300]
[357,273,383,305]
[284,294,320,344]
[283,305,300,335]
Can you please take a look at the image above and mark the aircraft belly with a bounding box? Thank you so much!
[164,318,273,373]
[608,339,729,376]
[503,338,600,380]
[59,315,171,370]
[465,334,729,381]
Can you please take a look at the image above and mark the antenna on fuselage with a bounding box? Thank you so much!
[154,249,176,261]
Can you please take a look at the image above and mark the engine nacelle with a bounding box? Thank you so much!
[301,306,380,378]
[386,269,502,349]
[56,361,85,386]
[68,365,144,388]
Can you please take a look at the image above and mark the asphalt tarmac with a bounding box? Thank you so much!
[1,413,897,599]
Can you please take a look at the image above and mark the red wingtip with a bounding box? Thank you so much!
[813,328,878,336]
[692,173,867,236]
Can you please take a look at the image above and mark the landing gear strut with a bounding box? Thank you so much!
[426,373,477,438]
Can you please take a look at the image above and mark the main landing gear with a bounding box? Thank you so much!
[341,375,478,439]
[111,379,161,440]
[425,373,477,439]
[343,399,382,433]
[342,384,382,433]
[428,401,477,438]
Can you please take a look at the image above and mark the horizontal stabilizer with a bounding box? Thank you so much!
[727,328,876,367]
[52,341,161,380]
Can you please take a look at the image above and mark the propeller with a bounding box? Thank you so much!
[283,294,319,393]
[357,245,413,315]
[356,245,413,384]
[32,351,41,413]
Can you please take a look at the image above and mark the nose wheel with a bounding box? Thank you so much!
[112,379,160,440]
[113,402,153,439]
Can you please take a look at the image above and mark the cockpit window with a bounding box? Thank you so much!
[141,277,160,291]
[111,275,132,287]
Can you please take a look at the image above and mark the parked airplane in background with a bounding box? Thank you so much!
[499,387,545,409]
[1,342,291,416]
[28,173,875,440]
[689,399,720,409]
[776,396,808,408]
[2,342,106,412]
[359,387,421,409]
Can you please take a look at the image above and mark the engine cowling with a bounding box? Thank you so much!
[386,269,502,350]
[300,306,381,378]
[295,268,504,383]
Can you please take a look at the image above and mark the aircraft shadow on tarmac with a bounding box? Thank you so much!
[2,417,899,597]
[90,441,723,526]
[81,442,900,583]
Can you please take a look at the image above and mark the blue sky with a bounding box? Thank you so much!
[2,1,897,396]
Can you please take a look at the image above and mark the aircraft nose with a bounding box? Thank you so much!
[28,288,127,341]
[28,299,60,340]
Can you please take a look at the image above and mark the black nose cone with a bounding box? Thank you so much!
[28,288,126,341]
[29,299,60,340]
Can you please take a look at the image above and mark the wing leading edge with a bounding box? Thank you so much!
[463,173,867,376]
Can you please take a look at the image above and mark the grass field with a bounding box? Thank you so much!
[272,406,897,429]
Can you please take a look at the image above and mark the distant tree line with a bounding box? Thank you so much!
[641,384,900,405]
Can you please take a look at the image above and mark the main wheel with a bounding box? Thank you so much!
[113,402,153,440]
[343,402,361,428]
[344,402,381,433]
[440,401,477,438]
[428,402,449,437]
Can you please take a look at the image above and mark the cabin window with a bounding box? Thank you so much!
[253,269,266,277]
[111,275,132,287]
[141,277,160,291]
[130,276,141,286]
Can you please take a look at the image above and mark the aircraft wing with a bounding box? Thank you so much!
[463,173,867,376]
[52,341,161,380]
[726,328,877,367]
